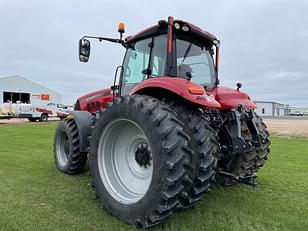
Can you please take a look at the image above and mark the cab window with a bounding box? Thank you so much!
[121,34,168,95]
[176,36,216,89]
[121,38,151,95]
[151,34,167,76]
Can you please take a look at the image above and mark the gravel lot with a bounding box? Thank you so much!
[263,117,308,137]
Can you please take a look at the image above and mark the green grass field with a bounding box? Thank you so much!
[0,123,308,231]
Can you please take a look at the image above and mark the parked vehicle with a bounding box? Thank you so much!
[53,17,271,228]
[0,102,14,119]
[289,111,304,116]
[0,102,69,121]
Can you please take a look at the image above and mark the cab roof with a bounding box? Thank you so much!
[125,18,218,45]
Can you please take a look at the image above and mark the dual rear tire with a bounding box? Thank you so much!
[165,101,218,207]
[53,98,271,227]
[90,95,194,228]
[53,95,219,227]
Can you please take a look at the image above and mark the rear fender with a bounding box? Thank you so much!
[68,111,94,152]
[129,77,221,108]
[211,86,256,110]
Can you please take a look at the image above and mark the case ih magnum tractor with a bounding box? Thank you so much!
[53,17,270,228]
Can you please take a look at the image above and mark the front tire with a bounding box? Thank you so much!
[89,95,191,228]
[53,118,87,174]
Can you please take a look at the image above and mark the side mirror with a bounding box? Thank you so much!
[79,38,91,62]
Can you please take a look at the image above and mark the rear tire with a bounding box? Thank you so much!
[53,118,87,174]
[166,101,218,208]
[89,95,191,228]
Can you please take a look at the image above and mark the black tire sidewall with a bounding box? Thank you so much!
[90,101,170,224]
[54,121,76,172]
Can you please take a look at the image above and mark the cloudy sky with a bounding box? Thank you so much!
[0,0,307,106]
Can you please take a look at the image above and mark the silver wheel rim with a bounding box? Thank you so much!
[56,131,70,167]
[97,119,153,205]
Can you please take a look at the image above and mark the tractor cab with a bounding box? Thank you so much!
[120,18,220,95]
[78,17,254,111]
[79,17,220,98]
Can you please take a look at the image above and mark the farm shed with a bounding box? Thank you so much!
[254,101,285,117]
[0,75,62,106]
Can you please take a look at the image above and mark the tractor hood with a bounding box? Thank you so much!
[76,88,113,113]
[211,86,256,110]
[77,88,112,104]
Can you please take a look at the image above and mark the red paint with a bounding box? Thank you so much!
[167,16,173,53]
[186,22,217,41]
[36,108,53,115]
[78,88,112,104]
[40,94,50,101]
[210,86,256,110]
[77,82,256,113]
[126,25,158,43]
[77,88,113,113]
[126,17,217,44]
[130,77,221,108]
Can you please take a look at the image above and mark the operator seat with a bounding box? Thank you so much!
[177,64,193,80]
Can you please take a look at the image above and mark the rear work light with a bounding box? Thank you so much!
[182,24,189,32]
[174,22,180,30]
[188,84,205,95]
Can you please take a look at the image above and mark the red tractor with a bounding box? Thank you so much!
[53,17,270,228]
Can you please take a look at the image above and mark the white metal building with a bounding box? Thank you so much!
[254,101,285,117]
[0,75,62,106]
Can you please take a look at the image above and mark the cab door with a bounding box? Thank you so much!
[120,35,167,96]
[120,38,151,95]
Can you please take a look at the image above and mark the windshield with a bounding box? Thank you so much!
[121,34,216,95]
[176,36,216,89]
